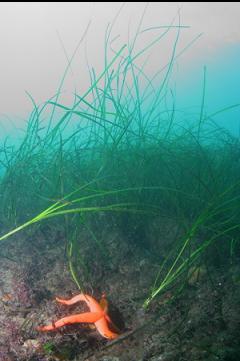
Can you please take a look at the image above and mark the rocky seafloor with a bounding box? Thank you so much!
[0,224,239,361]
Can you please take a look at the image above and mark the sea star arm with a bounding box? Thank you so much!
[37,311,104,331]
[56,294,88,305]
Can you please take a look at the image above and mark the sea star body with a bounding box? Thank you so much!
[37,293,119,340]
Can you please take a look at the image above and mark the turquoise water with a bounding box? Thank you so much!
[1,43,239,145]
[175,44,240,136]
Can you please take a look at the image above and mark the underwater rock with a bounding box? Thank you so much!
[222,284,240,333]
[22,338,41,351]
[188,265,207,286]
[149,351,178,361]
